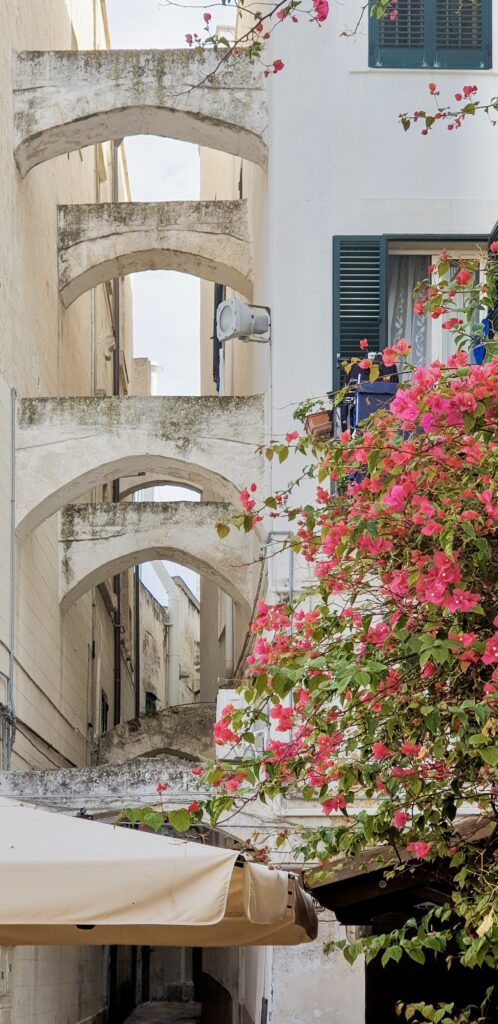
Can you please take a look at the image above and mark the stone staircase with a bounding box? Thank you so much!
[125,1002,201,1024]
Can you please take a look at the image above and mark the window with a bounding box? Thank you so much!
[145,690,158,714]
[100,690,109,735]
[369,0,491,69]
[332,235,485,389]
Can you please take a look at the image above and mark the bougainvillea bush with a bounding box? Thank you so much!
[210,253,498,1021]
[131,253,498,1021]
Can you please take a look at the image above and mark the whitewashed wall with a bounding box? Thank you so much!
[201,0,498,497]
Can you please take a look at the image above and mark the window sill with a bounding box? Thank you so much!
[351,68,497,76]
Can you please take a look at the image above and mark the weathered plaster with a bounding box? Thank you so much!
[93,703,215,766]
[13,49,268,177]
[0,756,210,815]
[59,501,261,613]
[58,201,253,307]
[16,394,266,538]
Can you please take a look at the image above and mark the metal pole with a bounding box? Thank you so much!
[134,565,141,718]
[4,389,17,768]
[112,138,122,727]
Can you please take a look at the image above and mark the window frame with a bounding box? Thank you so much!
[332,233,487,391]
[368,0,492,70]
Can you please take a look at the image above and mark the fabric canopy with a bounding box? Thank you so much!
[0,801,317,947]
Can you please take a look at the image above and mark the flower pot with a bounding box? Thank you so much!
[304,410,333,440]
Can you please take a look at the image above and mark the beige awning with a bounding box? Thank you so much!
[0,801,317,947]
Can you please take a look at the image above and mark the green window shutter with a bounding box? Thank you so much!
[369,0,491,69]
[435,0,491,69]
[332,236,387,391]
[370,0,425,67]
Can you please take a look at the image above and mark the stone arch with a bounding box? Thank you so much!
[16,395,266,539]
[14,50,268,177]
[59,501,259,613]
[58,201,252,307]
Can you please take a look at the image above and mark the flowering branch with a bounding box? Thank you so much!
[401,82,498,135]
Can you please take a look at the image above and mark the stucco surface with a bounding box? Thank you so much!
[58,200,253,306]
[59,501,261,612]
[14,49,268,176]
[0,755,209,814]
[16,394,266,537]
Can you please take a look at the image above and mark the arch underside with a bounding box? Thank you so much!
[60,247,253,308]
[61,543,249,613]
[17,454,241,539]
[16,105,268,177]
[59,502,254,613]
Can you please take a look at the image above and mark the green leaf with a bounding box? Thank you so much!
[169,809,192,833]
[406,947,426,965]
[124,807,143,824]
[369,363,380,383]
[478,747,498,767]
[216,522,230,539]
[142,809,164,832]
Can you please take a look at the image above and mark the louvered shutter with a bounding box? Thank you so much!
[369,0,491,69]
[370,0,425,66]
[435,0,490,69]
[488,219,498,336]
[332,237,387,391]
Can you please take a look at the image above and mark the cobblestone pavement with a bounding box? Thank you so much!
[124,1002,201,1024]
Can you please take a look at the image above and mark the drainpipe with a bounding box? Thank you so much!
[112,138,123,727]
[148,561,181,707]
[166,585,181,707]
[1,389,17,769]
[134,565,141,718]
[225,597,234,679]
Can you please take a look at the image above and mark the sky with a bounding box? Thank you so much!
[105,0,235,599]
[106,0,203,398]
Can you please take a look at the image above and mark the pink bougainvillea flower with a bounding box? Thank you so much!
[321,794,347,814]
[185,33,193,44]
[372,742,394,761]
[240,487,256,512]
[286,430,299,442]
[455,269,473,286]
[187,801,200,814]
[407,841,432,859]
[203,11,211,23]
[400,741,422,756]
[482,633,498,665]
[273,59,285,73]
[393,811,410,829]
[312,0,329,21]
[359,337,369,350]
